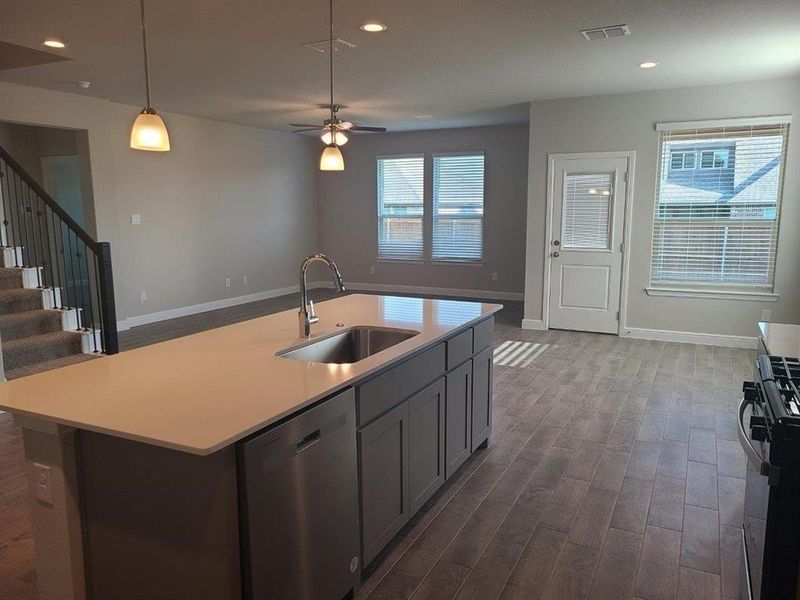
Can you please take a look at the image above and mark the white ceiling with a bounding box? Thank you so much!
[1,0,798,132]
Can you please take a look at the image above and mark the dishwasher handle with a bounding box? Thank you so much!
[296,429,322,453]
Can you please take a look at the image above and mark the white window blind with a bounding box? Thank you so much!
[377,156,424,260]
[432,153,485,262]
[650,120,789,287]
[562,172,613,249]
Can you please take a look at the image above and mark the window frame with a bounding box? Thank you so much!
[375,153,426,262]
[648,115,791,296]
[431,151,486,264]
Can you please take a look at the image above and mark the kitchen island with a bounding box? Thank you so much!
[0,294,500,600]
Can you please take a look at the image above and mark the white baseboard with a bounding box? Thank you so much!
[623,327,757,349]
[118,282,327,330]
[521,319,547,330]
[317,281,523,302]
[117,281,522,331]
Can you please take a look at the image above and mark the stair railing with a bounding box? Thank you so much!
[0,144,118,354]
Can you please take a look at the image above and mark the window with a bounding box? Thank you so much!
[650,118,790,288]
[377,156,424,260]
[670,150,696,170]
[432,153,485,262]
[700,149,729,169]
[562,173,613,250]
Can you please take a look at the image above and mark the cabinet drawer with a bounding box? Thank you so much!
[357,343,446,426]
[472,317,494,354]
[447,329,473,370]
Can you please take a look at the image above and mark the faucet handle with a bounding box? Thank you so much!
[308,300,317,319]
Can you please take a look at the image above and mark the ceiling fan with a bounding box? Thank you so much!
[291,104,386,146]
[293,0,387,170]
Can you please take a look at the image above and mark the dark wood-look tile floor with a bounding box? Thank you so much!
[0,289,752,600]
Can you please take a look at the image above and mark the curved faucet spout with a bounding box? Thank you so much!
[299,253,346,337]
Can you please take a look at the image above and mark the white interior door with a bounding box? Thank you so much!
[547,155,629,334]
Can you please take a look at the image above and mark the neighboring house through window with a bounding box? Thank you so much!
[376,155,424,260]
[650,117,790,288]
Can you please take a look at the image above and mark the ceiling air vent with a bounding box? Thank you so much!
[580,24,631,41]
[302,38,356,53]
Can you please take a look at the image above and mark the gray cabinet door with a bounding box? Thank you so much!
[445,361,472,479]
[409,377,446,514]
[471,347,493,451]
[358,401,410,567]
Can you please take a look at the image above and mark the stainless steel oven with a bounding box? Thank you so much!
[740,357,800,600]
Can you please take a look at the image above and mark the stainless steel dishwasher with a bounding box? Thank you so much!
[238,388,360,600]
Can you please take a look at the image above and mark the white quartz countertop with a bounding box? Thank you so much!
[0,294,501,455]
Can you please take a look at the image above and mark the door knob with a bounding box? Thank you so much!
[552,251,560,258]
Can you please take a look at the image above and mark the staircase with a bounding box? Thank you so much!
[0,144,118,380]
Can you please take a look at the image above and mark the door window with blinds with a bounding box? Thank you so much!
[377,155,425,260]
[432,153,485,262]
[561,172,614,250]
[650,118,790,287]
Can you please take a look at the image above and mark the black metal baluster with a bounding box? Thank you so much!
[34,194,50,289]
[64,224,79,324]
[15,173,30,268]
[74,237,88,331]
[82,248,98,352]
[47,209,64,309]
[24,186,42,287]
[0,160,11,249]
[10,172,23,267]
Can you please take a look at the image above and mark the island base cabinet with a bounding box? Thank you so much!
[358,402,411,567]
[471,346,493,451]
[445,361,472,479]
[409,378,446,514]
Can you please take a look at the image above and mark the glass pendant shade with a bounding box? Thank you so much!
[320,144,345,171]
[130,109,171,151]
[321,130,348,146]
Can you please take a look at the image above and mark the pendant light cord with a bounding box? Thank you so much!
[329,0,335,127]
[140,0,153,110]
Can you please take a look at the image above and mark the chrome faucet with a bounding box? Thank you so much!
[299,253,346,337]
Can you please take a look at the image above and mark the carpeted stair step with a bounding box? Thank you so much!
[0,267,23,291]
[2,330,83,372]
[0,309,64,341]
[5,353,99,381]
[0,288,43,315]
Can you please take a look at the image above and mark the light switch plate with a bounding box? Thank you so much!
[33,463,53,505]
[130,214,141,225]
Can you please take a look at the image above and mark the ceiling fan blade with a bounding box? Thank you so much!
[292,128,321,133]
[290,123,323,128]
[350,126,388,132]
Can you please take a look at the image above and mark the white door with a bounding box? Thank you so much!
[547,155,629,334]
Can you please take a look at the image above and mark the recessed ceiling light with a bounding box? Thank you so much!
[43,38,67,49]
[360,22,387,32]
[638,61,659,69]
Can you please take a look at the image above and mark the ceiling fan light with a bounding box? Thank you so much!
[130,109,171,151]
[321,130,349,145]
[320,144,345,171]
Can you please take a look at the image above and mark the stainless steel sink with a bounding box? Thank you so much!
[277,326,420,364]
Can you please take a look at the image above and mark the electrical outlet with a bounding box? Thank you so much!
[34,463,53,505]
[130,214,141,225]
[370,266,376,275]
[139,290,147,302]
[761,309,772,322]
[225,278,231,288]
[243,275,248,285]
[491,272,498,281]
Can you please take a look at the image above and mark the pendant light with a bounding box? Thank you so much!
[319,0,344,171]
[130,0,171,151]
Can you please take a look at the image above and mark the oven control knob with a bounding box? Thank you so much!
[751,425,768,442]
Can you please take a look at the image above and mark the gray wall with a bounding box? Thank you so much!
[317,124,529,296]
[0,82,319,324]
[524,77,800,337]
